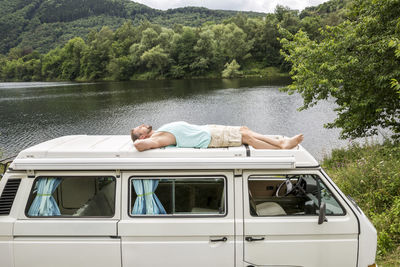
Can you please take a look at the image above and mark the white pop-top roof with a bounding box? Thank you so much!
[10,135,319,171]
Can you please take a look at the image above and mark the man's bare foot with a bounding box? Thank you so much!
[281,134,304,149]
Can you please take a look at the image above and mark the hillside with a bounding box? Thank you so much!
[0,0,265,54]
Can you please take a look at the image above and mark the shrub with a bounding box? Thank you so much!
[322,141,400,256]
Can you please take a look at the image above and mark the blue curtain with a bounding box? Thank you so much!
[28,178,62,216]
[132,179,166,215]
[132,180,145,214]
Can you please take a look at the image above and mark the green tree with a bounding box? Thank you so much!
[41,47,64,80]
[170,27,198,75]
[222,59,241,78]
[107,56,133,80]
[60,37,87,80]
[140,45,169,75]
[191,28,216,74]
[140,28,160,50]
[390,41,400,97]
[112,21,139,58]
[280,0,400,139]
[211,23,252,70]
[80,27,114,80]
[300,16,323,40]
[275,5,301,34]
[0,55,6,80]
[158,28,174,52]
[245,16,282,67]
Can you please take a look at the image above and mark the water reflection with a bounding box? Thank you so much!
[1,78,349,161]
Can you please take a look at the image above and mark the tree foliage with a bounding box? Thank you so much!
[0,0,265,54]
[281,0,400,140]
[0,0,351,82]
[222,59,242,78]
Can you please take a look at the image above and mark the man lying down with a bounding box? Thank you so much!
[130,121,304,152]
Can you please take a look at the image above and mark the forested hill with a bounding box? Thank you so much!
[0,0,265,54]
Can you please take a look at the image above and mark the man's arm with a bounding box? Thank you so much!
[134,134,175,152]
[134,139,160,152]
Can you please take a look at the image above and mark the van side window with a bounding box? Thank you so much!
[248,174,344,216]
[26,176,116,217]
[130,177,225,216]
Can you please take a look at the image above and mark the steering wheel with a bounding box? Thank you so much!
[275,176,305,197]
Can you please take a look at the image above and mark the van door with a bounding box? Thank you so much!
[13,172,121,267]
[119,171,235,267]
[243,170,359,267]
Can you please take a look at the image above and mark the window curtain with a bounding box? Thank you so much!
[132,180,145,214]
[132,179,166,215]
[28,178,62,216]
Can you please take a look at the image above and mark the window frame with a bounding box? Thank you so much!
[128,175,228,218]
[247,173,347,217]
[25,175,117,219]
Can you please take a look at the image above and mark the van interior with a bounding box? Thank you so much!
[26,176,116,217]
[248,175,344,216]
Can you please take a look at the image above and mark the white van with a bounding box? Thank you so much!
[0,135,377,267]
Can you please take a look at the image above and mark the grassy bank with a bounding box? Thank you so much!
[107,66,289,81]
[322,141,400,266]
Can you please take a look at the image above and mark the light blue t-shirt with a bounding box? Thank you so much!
[156,121,211,148]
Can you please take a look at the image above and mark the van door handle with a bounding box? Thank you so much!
[245,236,265,242]
[210,237,228,242]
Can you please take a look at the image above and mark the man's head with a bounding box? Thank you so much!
[131,124,153,142]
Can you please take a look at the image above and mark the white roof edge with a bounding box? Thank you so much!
[11,157,296,170]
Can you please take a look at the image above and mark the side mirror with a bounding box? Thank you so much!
[0,158,14,178]
[318,202,328,225]
[0,163,6,178]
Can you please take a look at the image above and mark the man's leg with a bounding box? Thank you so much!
[242,134,281,149]
[240,127,303,149]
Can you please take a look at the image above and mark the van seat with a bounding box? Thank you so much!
[256,202,286,216]
[73,183,114,216]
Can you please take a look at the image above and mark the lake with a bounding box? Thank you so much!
[0,78,352,161]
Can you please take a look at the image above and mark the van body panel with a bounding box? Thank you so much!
[0,217,14,235]
[11,171,122,267]
[121,236,234,267]
[242,170,359,267]
[0,216,15,267]
[234,174,244,267]
[14,220,118,236]
[0,237,14,267]
[0,173,24,267]
[119,219,233,236]
[119,171,235,267]
[357,210,378,267]
[13,237,121,267]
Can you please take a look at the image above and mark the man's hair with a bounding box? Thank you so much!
[131,129,140,142]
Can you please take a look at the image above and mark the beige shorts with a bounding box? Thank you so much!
[206,125,242,148]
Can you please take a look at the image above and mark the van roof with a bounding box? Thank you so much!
[10,135,319,171]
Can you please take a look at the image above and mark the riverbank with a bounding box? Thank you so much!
[1,65,289,83]
[322,141,400,266]
[126,66,289,80]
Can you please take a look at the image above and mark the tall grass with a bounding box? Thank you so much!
[322,141,400,262]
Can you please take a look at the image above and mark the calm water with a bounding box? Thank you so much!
[0,78,353,161]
